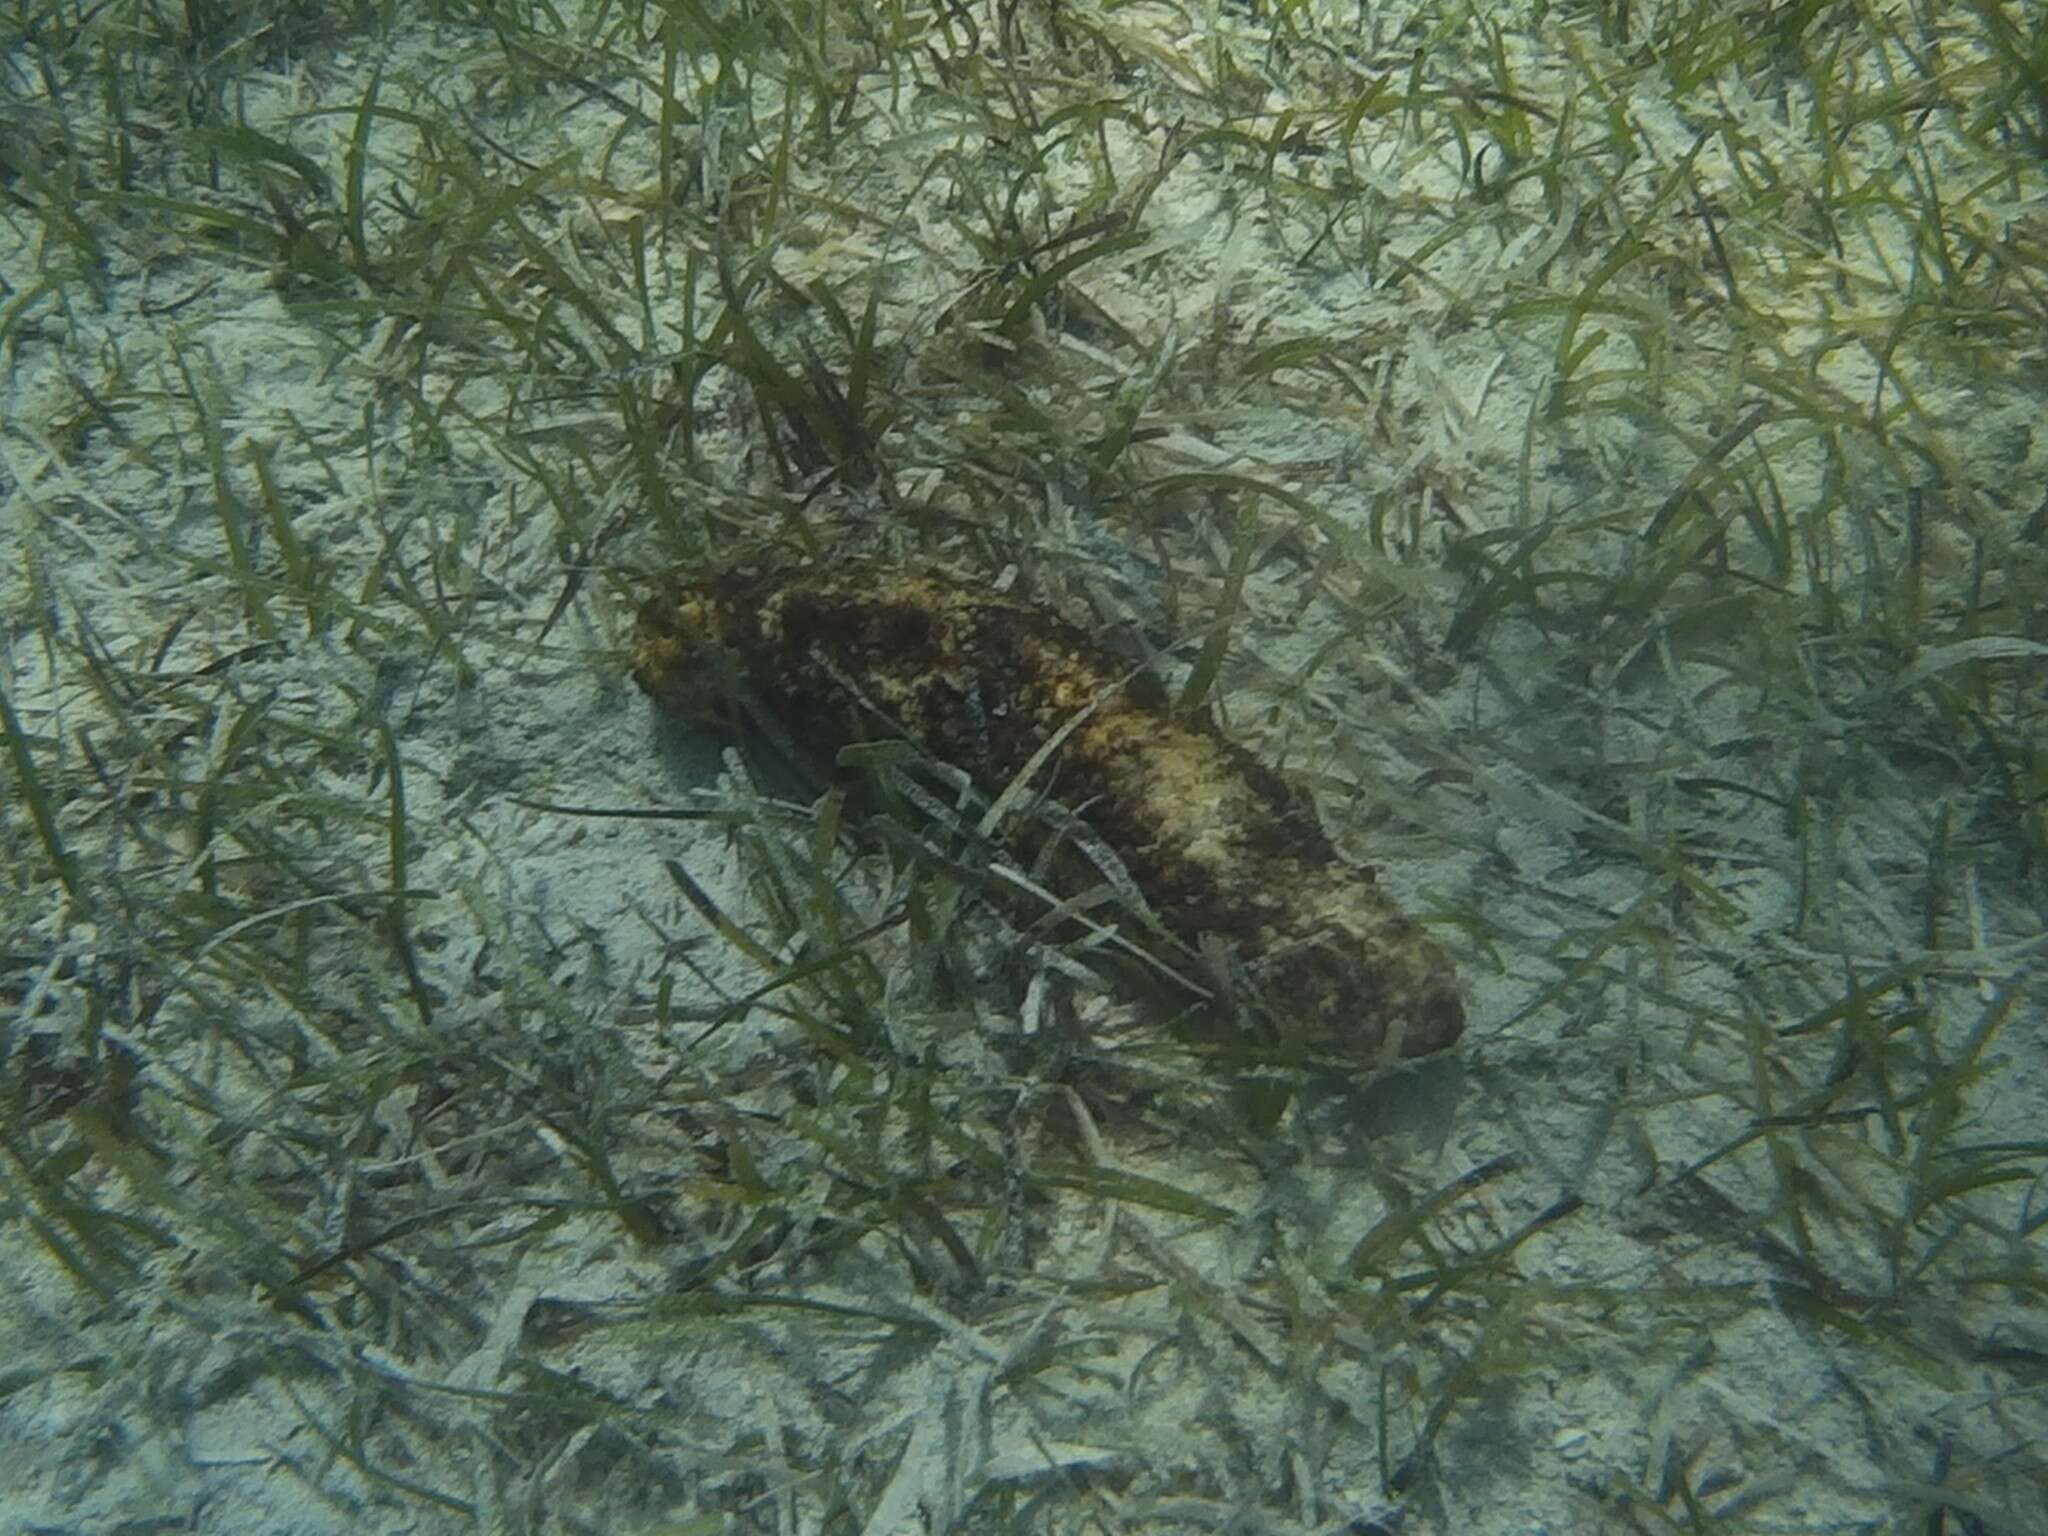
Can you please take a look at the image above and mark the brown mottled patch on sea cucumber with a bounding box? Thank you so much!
[630,565,1465,1065]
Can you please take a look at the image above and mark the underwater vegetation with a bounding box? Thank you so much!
[2,0,2046,1532]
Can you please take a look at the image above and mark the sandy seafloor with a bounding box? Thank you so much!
[3,2,2047,1533]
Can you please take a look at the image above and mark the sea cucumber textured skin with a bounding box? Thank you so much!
[631,566,1465,1064]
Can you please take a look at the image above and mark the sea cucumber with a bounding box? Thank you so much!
[629,565,1465,1064]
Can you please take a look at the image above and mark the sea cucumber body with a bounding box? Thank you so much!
[631,567,1464,1064]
